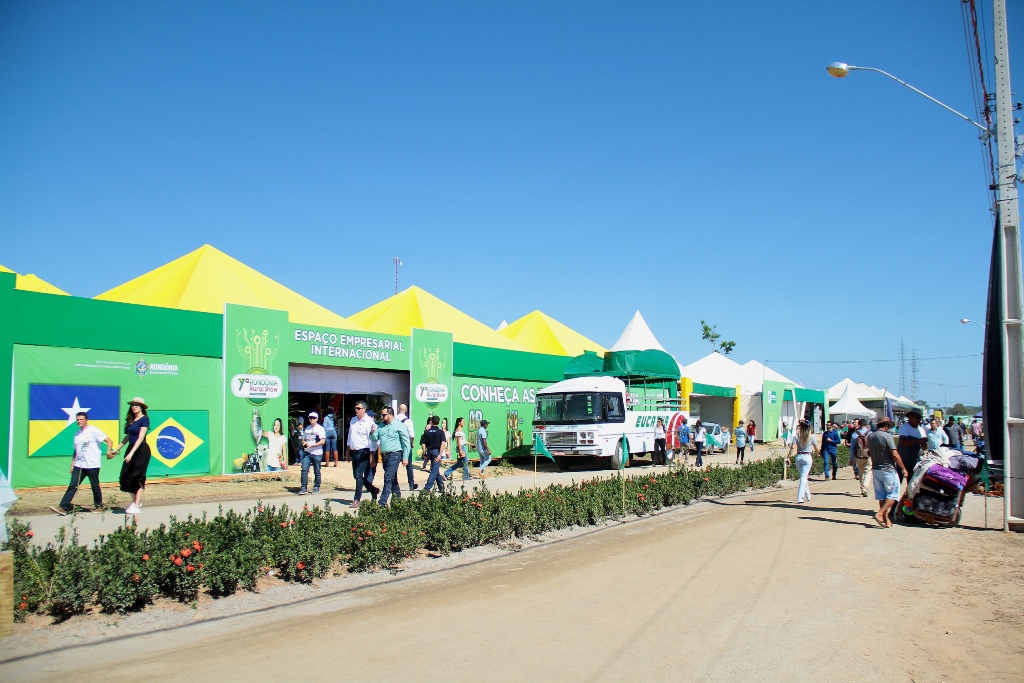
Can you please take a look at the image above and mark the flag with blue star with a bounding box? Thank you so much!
[29,385,120,457]
[146,410,210,474]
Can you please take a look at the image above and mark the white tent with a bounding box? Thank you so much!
[828,378,882,401]
[740,360,800,392]
[609,311,666,352]
[684,352,750,393]
[829,385,877,419]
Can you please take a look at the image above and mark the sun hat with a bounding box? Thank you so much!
[876,416,894,427]
[906,407,923,418]
[127,397,148,409]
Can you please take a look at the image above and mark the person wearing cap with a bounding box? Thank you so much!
[867,415,908,528]
[476,419,492,476]
[896,408,927,480]
[298,411,326,495]
[109,397,152,515]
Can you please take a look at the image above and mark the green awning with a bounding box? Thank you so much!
[783,389,793,401]
[602,349,680,381]
[794,388,826,404]
[691,382,736,398]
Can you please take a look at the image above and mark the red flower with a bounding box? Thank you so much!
[26,531,34,538]
[643,485,649,490]
[192,540,202,551]
[638,494,646,501]
[258,507,264,513]
[296,561,306,570]
[419,531,426,536]
[19,602,27,610]
[306,511,313,517]
[382,527,387,533]
[132,574,140,582]
[401,531,407,535]
[289,520,295,526]
[366,531,373,536]
[303,504,308,510]
[142,554,150,561]
[352,526,357,531]
[173,557,183,566]
[358,537,364,541]
[181,548,192,558]
[186,564,195,572]
[281,522,288,528]
[21,594,27,600]
[199,564,204,569]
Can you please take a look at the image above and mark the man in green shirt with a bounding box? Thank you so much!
[373,406,412,506]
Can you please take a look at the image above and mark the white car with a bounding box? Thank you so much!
[700,422,728,453]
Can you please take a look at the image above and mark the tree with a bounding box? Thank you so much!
[700,320,736,355]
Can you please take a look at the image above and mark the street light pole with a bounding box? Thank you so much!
[991,0,1024,531]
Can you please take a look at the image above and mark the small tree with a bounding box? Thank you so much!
[700,320,737,355]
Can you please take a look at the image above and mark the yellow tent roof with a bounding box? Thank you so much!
[0,264,69,295]
[499,310,607,356]
[94,245,359,328]
[350,286,530,351]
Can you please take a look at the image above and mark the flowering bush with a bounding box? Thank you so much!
[5,456,814,619]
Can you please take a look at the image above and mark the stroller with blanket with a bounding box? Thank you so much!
[894,448,990,527]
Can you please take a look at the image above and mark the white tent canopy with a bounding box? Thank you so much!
[740,360,800,391]
[828,385,877,419]
[683,352,750,393]
[609,311,666,352]
[828,378,881,401]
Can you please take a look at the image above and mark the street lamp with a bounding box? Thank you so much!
[961,318,985,328]
[825,62,991,135]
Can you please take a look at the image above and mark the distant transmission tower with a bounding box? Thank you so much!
[910,349,919,402]
[898,339,906,397]
[393,257,402,294]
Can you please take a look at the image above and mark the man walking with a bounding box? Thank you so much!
[373,406,411,506]
[867,415,908,528]
[851,419,872,496]
[298,411,326,496]
[733,420,747,465]
[396,404,419,490]
[896,408,927,480]
[50,411,115,515]
[477,419,492,476]
[347,402,379,507]
[821,422,840,480]
[944,417,963,451]
[677,417,691,466]
[420,415,447,492]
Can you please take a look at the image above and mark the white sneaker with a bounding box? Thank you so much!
[124,503,140,514]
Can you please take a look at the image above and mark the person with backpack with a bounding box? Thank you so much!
[733,420,747,465]
[852,419,872,497]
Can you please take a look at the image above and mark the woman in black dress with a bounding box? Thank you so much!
[110,397,151,515]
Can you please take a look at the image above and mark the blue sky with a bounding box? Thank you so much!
[2,1,1019,405]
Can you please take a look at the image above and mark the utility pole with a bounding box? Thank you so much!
[910,349,918,402]
[992,0,1024,530]
[393,257,402,294]
[899,339,906,397]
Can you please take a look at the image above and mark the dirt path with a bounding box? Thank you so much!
[3,475,1021,682]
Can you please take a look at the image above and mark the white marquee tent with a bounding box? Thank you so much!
[828,385,877,419]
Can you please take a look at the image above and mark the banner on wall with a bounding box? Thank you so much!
[410,328,453,428]
[451,375,547,457]
[11,345,222,488]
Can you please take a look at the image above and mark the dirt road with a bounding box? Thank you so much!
[3,476,1022,682]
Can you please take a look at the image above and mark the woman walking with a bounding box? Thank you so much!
[264,418,288,471]
[653,418,667,467]
[110,397,151,515]
[734,421,747,465]
[785,420,819,504]
[694,420,707,468]
[444,417,472,481]
[746,420,756,452]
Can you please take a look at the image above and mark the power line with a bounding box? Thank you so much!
[765,353,982,364]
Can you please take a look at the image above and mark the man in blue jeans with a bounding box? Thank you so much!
[347,402,379,507]
[298,411,326,495]
[821,422,840,480]
[373,406,411,506]
[420,415,448,492]
[477,419,492,475]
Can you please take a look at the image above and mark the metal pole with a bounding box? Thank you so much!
[993,0,1024,531]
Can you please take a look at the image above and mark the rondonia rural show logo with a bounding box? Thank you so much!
[416,346,448,409]
[235,327,281,406]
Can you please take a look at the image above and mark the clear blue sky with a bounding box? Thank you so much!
[3,1,1020,406]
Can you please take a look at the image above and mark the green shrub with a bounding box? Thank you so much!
[94,521,160,613]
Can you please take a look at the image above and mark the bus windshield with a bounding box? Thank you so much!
[534,392,604,425]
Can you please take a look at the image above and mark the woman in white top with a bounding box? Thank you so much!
[785,420,819,503]
[441,418,451,461]
[653,418,667,467]
[264,418,288,471]
[694,420,707,467]
[443,417,471,481]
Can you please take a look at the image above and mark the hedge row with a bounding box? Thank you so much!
[4,455,844,621]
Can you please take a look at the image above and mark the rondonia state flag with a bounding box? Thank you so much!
[29,384,120,457]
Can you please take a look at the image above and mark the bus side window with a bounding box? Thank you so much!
[604,393,625,422]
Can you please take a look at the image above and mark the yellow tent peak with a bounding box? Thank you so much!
[0,264,69,295]
[95,245,360,329]
[350,286,531,351]
[499,310,607,357]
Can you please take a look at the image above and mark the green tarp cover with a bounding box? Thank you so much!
[784,389,794,401]
[601,349,680,381]
[794,388,826,403]
[691,382,736,398]
[563,351,605,379]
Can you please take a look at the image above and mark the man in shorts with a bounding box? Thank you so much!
[867,416,908,528]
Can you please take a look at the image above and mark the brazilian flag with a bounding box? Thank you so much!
[29,385,120,458]
[147,410,210,475]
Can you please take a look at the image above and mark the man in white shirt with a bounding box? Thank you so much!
[396,403,419,491]
[298,411,327,496]
[51,411,114,515]
[347,401,379,504]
